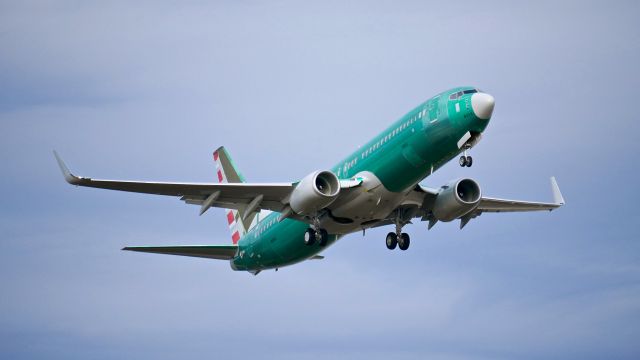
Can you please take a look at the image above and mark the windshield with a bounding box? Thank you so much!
[449,89,478,100]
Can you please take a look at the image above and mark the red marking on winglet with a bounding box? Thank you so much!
[213,151,219,161]
[227,211,234,224]
[232,231,240,244]
[217,169,223,182]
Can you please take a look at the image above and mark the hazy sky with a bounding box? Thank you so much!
[1,1,639,359]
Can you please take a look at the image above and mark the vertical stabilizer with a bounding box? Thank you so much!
[212,147,257,243]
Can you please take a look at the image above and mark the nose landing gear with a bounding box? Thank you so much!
[459,148,473,167]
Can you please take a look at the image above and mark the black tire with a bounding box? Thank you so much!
[466,156,473,167]
[459,156,467,167]
[386,232,398,250]
[398,233,410,250]
[304,228,316,246]
[318,229,329,246]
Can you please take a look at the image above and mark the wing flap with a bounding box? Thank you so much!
[122,245,238,260]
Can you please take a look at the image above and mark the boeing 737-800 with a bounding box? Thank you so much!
[55,87,564,275]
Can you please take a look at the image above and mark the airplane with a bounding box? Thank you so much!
[54,86,564,275]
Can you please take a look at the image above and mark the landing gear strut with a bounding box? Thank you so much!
[459,148,473,167]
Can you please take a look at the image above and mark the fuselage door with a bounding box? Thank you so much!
[428,96,440,122]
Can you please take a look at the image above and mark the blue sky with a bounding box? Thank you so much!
[1,1,639,359]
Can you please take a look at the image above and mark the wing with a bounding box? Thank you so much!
[400,177,564,229]
[476,177,565,213]
[54,151,294,216]
[122,245,238,260]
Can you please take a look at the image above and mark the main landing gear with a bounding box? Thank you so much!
[386,217,410,251]
[386,232,410,250]
[304,228,328,246]
[304,215,329,246]
[459,148,473,167]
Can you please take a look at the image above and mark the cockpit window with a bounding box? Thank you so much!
[450,89,479,100]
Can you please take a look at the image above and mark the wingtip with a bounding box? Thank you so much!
[550,176,565,206]
[53,151,81,185]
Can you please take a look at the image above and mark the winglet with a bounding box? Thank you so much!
[550,176,565,206]
[53,151,82,185]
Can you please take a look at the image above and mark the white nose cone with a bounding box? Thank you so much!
[471,93,495,120]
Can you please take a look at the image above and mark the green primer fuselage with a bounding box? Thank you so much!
[232,87,490,272]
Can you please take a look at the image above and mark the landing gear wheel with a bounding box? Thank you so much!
[459,156,473,167]
[304,228,316,246]
[398,233,410,251]
[318,229,329,246]
[386,232,398,250]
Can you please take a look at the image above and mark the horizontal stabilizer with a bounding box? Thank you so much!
[122,245,238,260]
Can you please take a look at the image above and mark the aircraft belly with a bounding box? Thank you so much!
[322,171,406,234]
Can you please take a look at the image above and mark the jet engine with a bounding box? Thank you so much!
[432,178,482,222]
[289,170,340,216]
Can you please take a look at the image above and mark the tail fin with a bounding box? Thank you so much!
[212,147,257,244]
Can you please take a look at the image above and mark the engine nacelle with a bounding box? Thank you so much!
[432,178,482,222]
[289,170,340,216]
